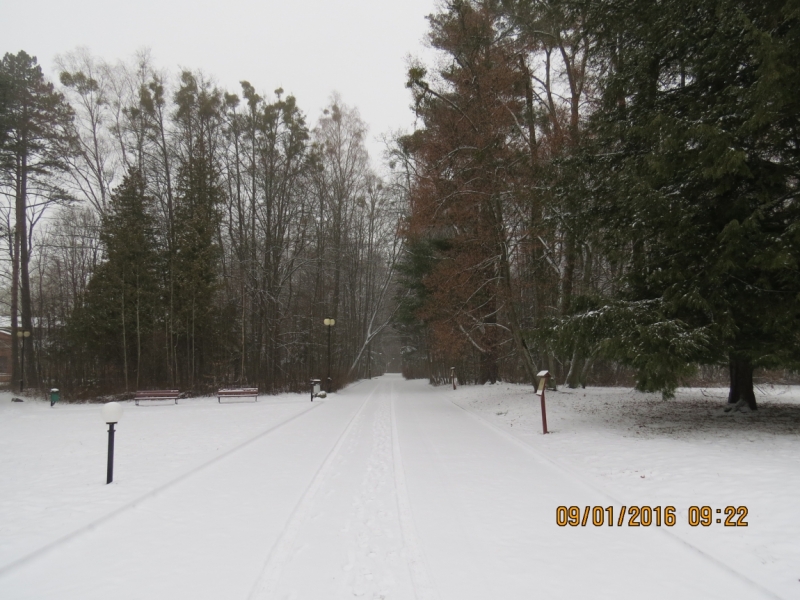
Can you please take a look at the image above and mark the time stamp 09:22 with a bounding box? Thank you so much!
[556,506,749,528]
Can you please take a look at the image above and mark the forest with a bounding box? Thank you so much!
[0,50,403,397]
[1,0,798,407]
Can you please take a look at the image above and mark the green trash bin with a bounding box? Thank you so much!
[50,388,60,407]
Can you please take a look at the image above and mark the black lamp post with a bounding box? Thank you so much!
[17,329,30,392]
[102,402,123,484]
[323,318,335,392]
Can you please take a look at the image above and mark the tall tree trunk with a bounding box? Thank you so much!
[20,225,36,389]
[136,275,141,389]
[565,346,579,388]
[17,154,37,389]
[494,198,538,385]
[566,246,594,388]
[11,189,20,388]
[121,268,128,392]
[154,96,176,387]
[728,356,757,410]
[560,232,576,318]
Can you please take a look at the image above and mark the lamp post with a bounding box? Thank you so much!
[102,402,123,484]
[16,330,30,392]
[323,318,335,392]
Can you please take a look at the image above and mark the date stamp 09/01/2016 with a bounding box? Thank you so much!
[556,505,749,528]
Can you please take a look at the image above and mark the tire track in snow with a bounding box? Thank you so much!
[247,384,378,599]
[0,401,322,578]
[390,381,440,600]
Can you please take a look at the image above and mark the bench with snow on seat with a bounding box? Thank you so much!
[135,390,181,406]
[217,388,259,403]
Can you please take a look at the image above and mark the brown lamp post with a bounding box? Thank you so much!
[536,370,551,434]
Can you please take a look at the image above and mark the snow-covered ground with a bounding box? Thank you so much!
[0,376,797,599]
[452,382,800,599]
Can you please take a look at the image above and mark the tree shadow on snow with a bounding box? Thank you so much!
[564,392,800,438]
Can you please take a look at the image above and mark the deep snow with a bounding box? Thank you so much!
[0,376,797,599]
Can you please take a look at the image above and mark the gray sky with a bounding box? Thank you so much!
[4,0,438,163]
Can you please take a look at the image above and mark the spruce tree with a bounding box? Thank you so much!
[170,71,225,389]
[173,149,223,388]
[76,169,160,390]
[588,0,800,406]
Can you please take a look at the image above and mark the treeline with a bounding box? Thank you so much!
[397,0,800,407]
[0,49,402,397]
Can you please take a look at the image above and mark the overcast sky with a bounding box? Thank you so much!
[4,0,438,164]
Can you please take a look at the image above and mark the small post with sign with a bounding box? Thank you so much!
[310,379,321,402]
[536,370,551,434]
[450,366,457,390]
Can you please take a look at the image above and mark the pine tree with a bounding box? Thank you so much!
[0,51,73,390]
[0,68,11,149]
[407,1,546,385]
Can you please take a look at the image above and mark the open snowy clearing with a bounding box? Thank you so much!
[0,375,797,599]
[452,381,800,599]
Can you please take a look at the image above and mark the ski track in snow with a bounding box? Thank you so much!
[246,385,375,599]
[390,381,439,600]
[248,380,439,600]
[0,401,322,578]
[1,376,793,599]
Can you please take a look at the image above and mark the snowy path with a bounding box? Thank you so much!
[0,375,781,599]
[392,378,777,599]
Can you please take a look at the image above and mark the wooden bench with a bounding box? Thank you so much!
[217,388,259,403]
[135,390,181,406]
